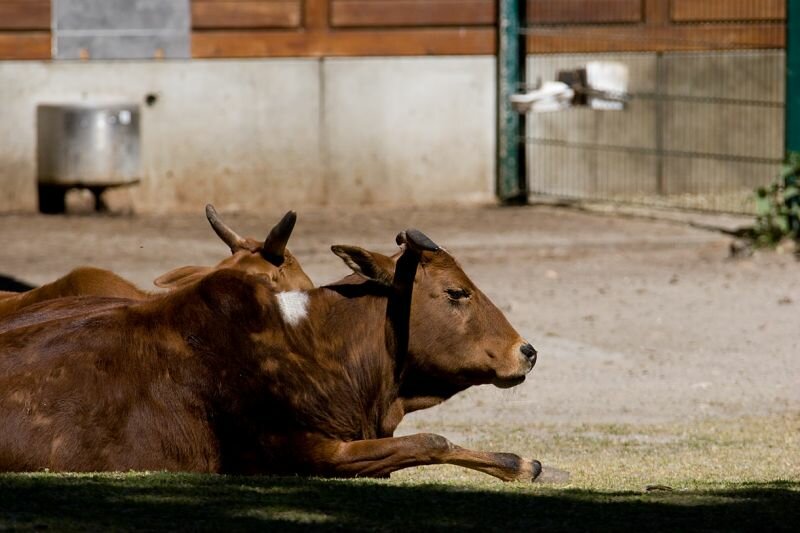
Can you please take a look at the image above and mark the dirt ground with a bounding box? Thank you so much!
[1,205,798,441]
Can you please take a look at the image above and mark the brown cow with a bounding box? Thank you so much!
[0,205,312,318]
[0,230,541,481]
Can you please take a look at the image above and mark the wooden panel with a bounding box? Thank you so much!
[528,0,643,25]
[330,1,494,28]
[194,24,785,58]
[305,0,328,30]
[193,30,319,57]
[644,0,670,26]
[0,1,50,30]
[671,0,785,23]
[0,32,50,59]
[192,0,301,29]
[191,0,787,57]
[528,24,785,53]
[193,27,495,57]
[322,28,494,55]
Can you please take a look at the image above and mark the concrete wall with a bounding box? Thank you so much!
[0,51,784,214]
[0,57,495,213]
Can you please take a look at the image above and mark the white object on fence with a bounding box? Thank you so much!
[509,81,575,113]
[585,61,629,111]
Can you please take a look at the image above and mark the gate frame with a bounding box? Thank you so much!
[496,0,528,204]
[787,0,800,162]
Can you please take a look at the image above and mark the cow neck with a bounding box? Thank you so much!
[299,282,398,439]
[397,373,468,414]
[385,252,469,416]
[316,248,417,396]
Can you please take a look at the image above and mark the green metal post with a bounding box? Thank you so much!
[496,0,527,204]
[787,0,800,160]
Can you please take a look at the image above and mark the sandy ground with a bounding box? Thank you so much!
[1,205,798,439]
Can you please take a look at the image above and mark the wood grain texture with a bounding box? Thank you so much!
[0,1,50,30]
[322,27,494,55]
[192,27,494,57]
[528,0,642,24]
[331,1,494,28]
[644,0,670,26]
[191,0,786,57]
[329,0,652,28]
[671,0,785,23]
[528,24,785,53]
[0,32,50,59]
[194,24,785,57]
[192,1,301,29]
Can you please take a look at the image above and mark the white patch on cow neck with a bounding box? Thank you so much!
[276,291,309,326]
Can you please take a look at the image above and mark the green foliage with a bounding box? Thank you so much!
[753,152,800,246]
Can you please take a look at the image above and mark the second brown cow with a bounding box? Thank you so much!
[0,205,312,319]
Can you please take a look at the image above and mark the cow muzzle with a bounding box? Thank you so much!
[520,342,537,368]
[493,342,537,389]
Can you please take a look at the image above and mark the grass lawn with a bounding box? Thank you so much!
[1,413,797,532]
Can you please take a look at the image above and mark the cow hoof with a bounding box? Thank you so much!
[535,465,572,484]
[531,459,543,481]
[513,459,543,482]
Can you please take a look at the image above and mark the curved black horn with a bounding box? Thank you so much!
[395,229,440,253]
[262,211,297,264]
[205,204,246,252]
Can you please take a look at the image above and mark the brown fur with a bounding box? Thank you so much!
[0,267,146,318]
[0,239,539,481]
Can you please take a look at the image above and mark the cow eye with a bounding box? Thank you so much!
[445,288,471,301]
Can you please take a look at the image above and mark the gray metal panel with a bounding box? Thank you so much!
[53,0,190,59]
[54,0,189,31]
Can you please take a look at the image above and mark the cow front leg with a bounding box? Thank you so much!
[312,433,541,482]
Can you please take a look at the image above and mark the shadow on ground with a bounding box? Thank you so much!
[0,475,797,532]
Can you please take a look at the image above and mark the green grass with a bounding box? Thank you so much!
[1,413,798,532]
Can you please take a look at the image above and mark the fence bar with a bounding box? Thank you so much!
[496,0,527,204]
[787,0,800,159]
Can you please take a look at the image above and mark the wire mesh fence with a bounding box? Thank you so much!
[522,0,786,214]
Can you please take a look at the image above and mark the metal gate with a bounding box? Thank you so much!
[498,0,787,214]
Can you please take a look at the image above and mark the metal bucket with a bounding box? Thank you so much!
[37,102,141,187]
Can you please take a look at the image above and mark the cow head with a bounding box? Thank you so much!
[331,230,536,391]
[154,205,314,291]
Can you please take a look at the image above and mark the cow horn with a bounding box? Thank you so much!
[206,204,247,252]
[262,210,297,264]
[396,229,440,253]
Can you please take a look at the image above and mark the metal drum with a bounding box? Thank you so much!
[36,102,140,212]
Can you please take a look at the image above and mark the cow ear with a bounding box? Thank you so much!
[153,265,214,289]
[331,245,394,286]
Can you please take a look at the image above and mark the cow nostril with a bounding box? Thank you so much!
[520,343,537,361]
